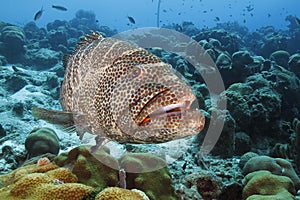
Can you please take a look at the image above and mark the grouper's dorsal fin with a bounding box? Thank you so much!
[63,54,71,69]
[76,30,104,50]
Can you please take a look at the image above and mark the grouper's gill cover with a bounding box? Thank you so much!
[33,31,205,145]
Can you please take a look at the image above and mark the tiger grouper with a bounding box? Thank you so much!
[32,31,205,148]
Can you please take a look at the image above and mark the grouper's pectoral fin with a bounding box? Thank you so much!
[32,107,74,128]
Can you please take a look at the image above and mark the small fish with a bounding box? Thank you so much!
[163,9,167,13]
[268,13,271,17]
[127,16,135,24]
[52,5,68,11]
[295,17,300,26]
[215,17,220,21]
[34,6,44,21]
[32,31,205,149]
[182,162,187,170]
[203,10,207,13]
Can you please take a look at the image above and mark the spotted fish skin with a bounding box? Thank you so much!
[35,31,205,144]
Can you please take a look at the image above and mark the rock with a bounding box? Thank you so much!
[238,152,258,169]
[216,53,232,69]
[47,29,68,50]
[5,74,28,94]
[11,102,24,117]
[219,182,243,200]
[25,128,60,159]
[234,132,251,155]
[0,55,7,66]
[270,50,290,68]
[289,53,300,77]
[207,109,236,158]
[232,51,253,68]
[0,124,6,138]
[27,48,62,69]
[183,170,222,199]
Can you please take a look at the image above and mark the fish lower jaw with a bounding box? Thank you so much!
[148,101,191,119]
[138,100,192,126]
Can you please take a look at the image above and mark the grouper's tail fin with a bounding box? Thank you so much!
[32,107,74,128]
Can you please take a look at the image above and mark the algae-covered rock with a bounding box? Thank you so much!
[25,128,60,159]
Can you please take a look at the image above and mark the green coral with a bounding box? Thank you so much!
[119,153,176,200]
[54,146,119,189]
[243,170,296,200]
[242,155,300,190]
[25,128,60,159]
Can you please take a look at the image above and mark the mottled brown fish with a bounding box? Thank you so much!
[33,31,205,148]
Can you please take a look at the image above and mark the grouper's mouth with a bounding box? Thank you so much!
[136,87,196,126]
[138,101,192,126]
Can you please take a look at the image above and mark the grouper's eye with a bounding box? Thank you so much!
[130,67,142,78]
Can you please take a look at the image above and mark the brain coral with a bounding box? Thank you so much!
[0,160,94,200]
[119,153,177,200]
[95,187,150,200]
[25,128,60,159]
[0,25,26,61]
[53,145,119,188]
[243,170,296,200]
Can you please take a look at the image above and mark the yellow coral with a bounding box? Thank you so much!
[0,160,94,200]
[95,187,150,200]
[10,173,52,199]
[45,168,78,183]
[0,163,59,187]
[34,183,93,200]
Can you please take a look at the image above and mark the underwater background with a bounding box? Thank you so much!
[0,0,300,199]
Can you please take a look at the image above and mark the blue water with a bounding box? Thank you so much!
[0,0,299,32]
